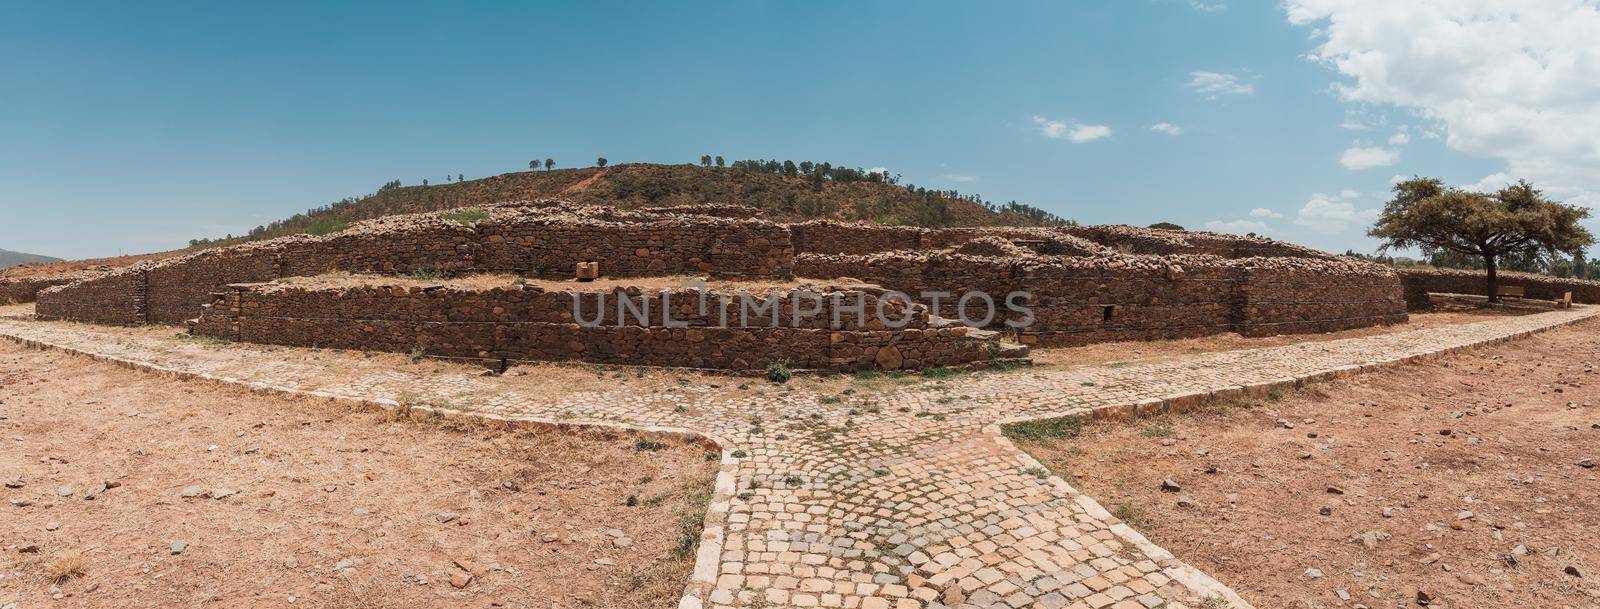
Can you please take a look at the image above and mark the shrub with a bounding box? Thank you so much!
[404,267,444,280]
[765,361,792,383]
[305,220,349,236]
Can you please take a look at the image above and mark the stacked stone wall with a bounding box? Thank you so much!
[790,222,928,255]
[35,272,145,325]
[191,283,992,372]
[474,213,792,279]
[0,278,75,304]
[795,252,1404,346]
[38,207,794,325]
[36,198,1409,359]
[1397,268,1600,309]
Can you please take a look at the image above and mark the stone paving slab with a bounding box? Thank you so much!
[1,306,1595,609]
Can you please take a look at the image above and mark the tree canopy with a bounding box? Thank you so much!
[1369,177,1593,301]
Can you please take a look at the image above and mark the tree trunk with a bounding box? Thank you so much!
[1484,255,1500,304]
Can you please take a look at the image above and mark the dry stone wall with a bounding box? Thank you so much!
[0,278,74,305]
[474,209,792,279]
[38,205,794,325]
[1397,268,1600,309]
[38,198,1409,365]
[796,251,1405,347]
[190,283,995,372]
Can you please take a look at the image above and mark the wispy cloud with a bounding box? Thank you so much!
[939,173,978,183]
[1248,208,1283,219]
[1187,71,1255,99]
[1031,115,1113,143]
[1148,122,1184,136]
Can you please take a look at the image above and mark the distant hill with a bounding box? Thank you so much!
[189,161,1069,248]
[0,248,62,270]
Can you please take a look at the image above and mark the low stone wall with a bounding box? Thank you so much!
[790,221,928,255]
[34,271,145,325]
[189,283,1002,372]
[789,221,1111,257]
[474,210,792,279]
[1062,225,1331,259]
[39,205,795,325]
[0,278,75,305]
[796,252,1405,346]
[1397,268,1600,309]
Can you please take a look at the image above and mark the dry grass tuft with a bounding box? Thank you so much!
[46,551,86,582]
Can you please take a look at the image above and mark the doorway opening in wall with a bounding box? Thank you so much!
[1102,305,1115,322]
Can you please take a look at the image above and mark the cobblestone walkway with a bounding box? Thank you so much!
[2,307,1595,609]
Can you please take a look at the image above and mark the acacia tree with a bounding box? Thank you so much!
[544,158,554,171]
[596,157,608,168]
[1369,178,1593,302]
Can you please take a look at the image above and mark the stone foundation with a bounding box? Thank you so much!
[36,199,1411,369]
[189,282,1013,372]
[796,251,1406,346]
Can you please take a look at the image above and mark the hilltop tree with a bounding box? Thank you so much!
[529,160,539,170]
[544,158,554,171]
[701,154,712,167]
[1148,222,1184,231]
[1369,178,1593,302]
[596,157,608,168]
[423,179,429,186]
[714,156,724,168]
[457,173,464,182]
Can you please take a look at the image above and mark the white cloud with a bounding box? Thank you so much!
[1287,0,1600,207]
[1339,189,1360,199]
[1388,174,1407,184]
[867,167,889,175]
[1188,1,1227,13]
[1031,115,1113,143]
[1387,132,1410,145]
[1339,145,1399,170]
[1205,219,1269,234]
[939,173,978,183]
[1293,192,1380,234]
[1248,208,1283,219]
[1187,71,1255,99]
[1148,122,1184,136]
[1466,172,1515,193]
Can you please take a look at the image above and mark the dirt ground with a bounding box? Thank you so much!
[0,251,182,281]
[1010,317,1600,609]
[0,342,718,609]
[1029,304,1529,368]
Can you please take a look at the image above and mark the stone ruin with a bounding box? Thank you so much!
[32,200,1415,372]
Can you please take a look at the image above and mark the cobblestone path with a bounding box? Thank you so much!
[2,306,1593,609]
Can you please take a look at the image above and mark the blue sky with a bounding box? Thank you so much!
[4,0,1589,259]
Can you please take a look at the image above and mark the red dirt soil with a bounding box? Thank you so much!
[0,342,717,609]
[1012,317,1600,609]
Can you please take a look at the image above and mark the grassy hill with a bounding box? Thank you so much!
[190,161,1069,247]
[0,248,62,270]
